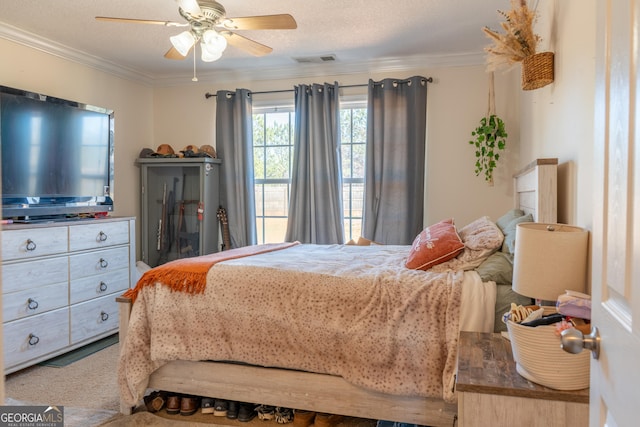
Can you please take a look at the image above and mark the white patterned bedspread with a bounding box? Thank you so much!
[118,244,492,407]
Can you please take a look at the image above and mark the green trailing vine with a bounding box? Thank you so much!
[469,114,507,184]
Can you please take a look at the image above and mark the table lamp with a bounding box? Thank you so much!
[507,222,591,390]
[512,223,589,304]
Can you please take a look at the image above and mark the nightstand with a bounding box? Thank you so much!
[456,332,589,427]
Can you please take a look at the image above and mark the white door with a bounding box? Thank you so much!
[591,1,640,426]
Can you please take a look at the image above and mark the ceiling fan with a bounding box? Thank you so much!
[96,0,297,63]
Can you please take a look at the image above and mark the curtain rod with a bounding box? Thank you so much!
[204,77,433,99]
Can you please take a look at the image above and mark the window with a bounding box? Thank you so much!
[253,104,367,244]
[340,105,367,241]
[253,108,294,244]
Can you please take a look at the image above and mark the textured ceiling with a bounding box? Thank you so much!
[0,0,510,84]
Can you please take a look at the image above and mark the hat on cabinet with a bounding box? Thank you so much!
[180,144,200,157]
[153,144,177,157]
[199,144,217,158]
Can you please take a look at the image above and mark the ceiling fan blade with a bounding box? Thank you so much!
[221,14,297,30]
[222,32,273,56]
[164,46,187,60]
[95,16,188,27]
[176,0,203,17]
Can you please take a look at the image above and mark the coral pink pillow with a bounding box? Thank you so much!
[406,219,465,270]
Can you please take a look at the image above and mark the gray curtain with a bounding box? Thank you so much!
[362,76,428,245]
[215,89,257,248]
[285,82,344,244]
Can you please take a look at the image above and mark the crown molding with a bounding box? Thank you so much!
[1,21,486,88]
[0,22,155,86]
[153,52,487,87]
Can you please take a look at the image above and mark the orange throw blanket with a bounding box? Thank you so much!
[123,242,299,303]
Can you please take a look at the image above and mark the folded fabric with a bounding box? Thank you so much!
[557,291,591,319]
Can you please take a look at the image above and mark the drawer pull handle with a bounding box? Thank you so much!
[27,298,39,310]
[28,334,40,346]
[98,231,108,242]
[100,311,109,322]
[26,239,37,251]
[99,282,108,292]
[99,258,109,269]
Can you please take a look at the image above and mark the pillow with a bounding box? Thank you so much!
[405,219,465,270]
[501,213,533,254]
[476,252,514,286]
[431,216,504,272]
[459,216,504,251]
[496,208,526,232]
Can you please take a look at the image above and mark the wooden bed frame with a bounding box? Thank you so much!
[117,158,558,426]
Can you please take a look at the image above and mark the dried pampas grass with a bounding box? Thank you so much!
[483,0,541,71]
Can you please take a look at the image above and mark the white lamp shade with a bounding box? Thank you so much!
[201,45,223,62]
[201,30,227,62]
[512,223,589,301]
[170,30,196,56]
[177,0,202,16]
[202,30,227,51]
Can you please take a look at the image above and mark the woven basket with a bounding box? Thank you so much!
[521,52,555,90]
[507,320,590,390]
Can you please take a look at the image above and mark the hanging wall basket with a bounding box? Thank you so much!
[521,51,555,90]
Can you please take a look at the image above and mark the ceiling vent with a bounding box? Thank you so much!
[293,54,336,64]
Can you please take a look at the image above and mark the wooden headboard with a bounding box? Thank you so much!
[513,158,558,223]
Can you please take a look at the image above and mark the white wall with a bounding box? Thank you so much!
[153,65,521,229]
[0,38,155,223]
[2,35,528,248]
[518,0,596,228]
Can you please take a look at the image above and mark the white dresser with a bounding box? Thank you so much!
[1,217,136,374]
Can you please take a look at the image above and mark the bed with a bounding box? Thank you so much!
[117,158,558,426]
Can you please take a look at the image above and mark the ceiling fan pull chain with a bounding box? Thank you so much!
[192,48,198,82]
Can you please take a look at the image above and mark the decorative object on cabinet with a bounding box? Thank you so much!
[483,0,554,90]
[136,157,221,267]
[506,222,590,390]
[469,72,507,185]
[1,217,136,374]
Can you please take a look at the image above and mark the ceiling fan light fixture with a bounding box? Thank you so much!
[202,30,227,52]
[170,30,197,56]
[176,0,203,17]
[201,44,223,62]
[200,30,227,62]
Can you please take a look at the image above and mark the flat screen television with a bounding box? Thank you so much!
[0,85,114,220]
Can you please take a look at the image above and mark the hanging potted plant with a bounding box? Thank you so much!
[469,72,507,185]
[483,0,553,90]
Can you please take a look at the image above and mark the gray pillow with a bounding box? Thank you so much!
[496,208,525,232]
[501,213,533,254]
[476,252,514,286]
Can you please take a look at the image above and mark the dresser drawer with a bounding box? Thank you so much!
[3,281,68,322]
[2,257,69,294]
[4,308,70,369]
[1,227,68,261]
[70,294,119,344]
[69,221,130,252]
[69,246,130,280]
[70,268,130,304]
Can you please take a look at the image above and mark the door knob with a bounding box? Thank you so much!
[561,326,600,360]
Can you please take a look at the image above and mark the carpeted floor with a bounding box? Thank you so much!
[4,339,123,426]
[3,339,380,427]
